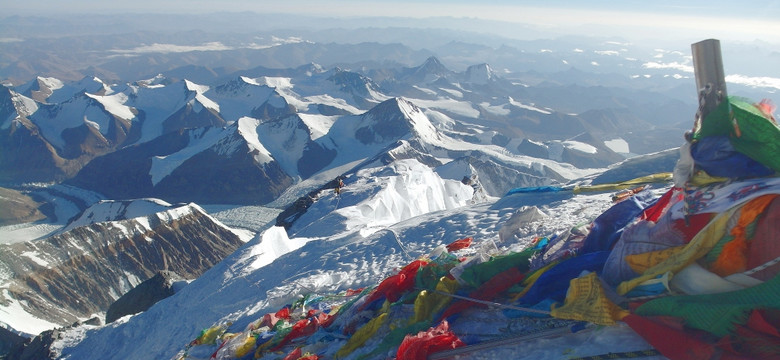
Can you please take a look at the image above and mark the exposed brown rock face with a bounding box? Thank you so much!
[0,203,244,329]
[0,187,46,226]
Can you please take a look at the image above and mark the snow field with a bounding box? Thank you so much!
[53,154,637,359]
[291,159,473,238]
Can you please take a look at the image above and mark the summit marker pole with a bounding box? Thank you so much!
[691,39,728,127]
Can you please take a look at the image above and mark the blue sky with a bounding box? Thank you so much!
[7,0,777,17]
[2,0,780,17]
[5,0,780,43]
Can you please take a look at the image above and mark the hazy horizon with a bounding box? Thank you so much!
[4,1,780,45]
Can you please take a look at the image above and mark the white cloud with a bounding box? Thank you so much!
[109,37,310,55]
[110,42,232,54]
[726,74,780,90]
[642,61,694,73]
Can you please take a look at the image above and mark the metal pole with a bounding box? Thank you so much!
[691,39,728,125]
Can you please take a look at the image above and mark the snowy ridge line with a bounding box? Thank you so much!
[286,192,341,237]
[428,322,595,360]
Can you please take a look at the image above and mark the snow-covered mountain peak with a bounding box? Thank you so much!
[184,79,209,94]
[0,88,38,129]
[83,92,136,121]
[36,76,65,92]
[300,62,326,76]
[465,63,495,84]
[19,76,66,102]
[29,91,132,150]
[396,97,441,143]
[213,76,273,96]
[328,68,383,98]
[355,97,440,145]
[234,116,274,164]
[252,76,294,90]
[418,56,449,74]
[19,75,109,104]
[183,79,219,112]
[81,76,112,95]
[149,126,237,186]
[59,198,198,233]
[239,76,259,86]
[136,74,167,88]
[209,78,282,121]
[409,56,452,83]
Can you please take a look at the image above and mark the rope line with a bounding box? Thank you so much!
[387,228,413,261]
[567,349,662,360]
[744,255,780,275]
[428,323,593,360]
[423,288,552,315]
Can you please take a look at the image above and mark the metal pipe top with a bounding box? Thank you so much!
[691,39,728,122]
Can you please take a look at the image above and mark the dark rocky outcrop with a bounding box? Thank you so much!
[4,328,60,360]
[276,177,343,230]
[105,270,185,324]
[0,327,26,360]
[4,316,101,360]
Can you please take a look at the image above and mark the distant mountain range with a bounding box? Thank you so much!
[2,55,696,205]
[0,51,695,337]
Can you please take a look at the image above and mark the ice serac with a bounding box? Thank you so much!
[340,159,473,230]
[0,199,245,334]
[287,158,473,237]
